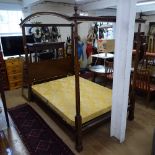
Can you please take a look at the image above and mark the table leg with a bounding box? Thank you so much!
[93,73,96,82]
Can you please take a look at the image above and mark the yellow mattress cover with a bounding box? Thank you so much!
[32,76,112,126]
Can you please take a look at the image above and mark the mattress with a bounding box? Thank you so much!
[32,76,112,126]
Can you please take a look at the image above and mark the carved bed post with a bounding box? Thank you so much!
[22,26,27,62]
[21,25,31,100]
[71,24,75,68]
[21,26,26,97]
[0,70,10,127]
[74,6,83,152]
[128,21,141,120]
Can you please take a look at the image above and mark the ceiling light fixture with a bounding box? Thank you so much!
[136,1,155,6]
[80,11,88,16]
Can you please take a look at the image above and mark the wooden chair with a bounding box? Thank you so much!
[89,61,113,85]
[80,70,94,81]
[145,52,155,67]
[105,60,113,81]
[135,69,155,106]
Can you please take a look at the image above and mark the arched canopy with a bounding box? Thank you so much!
[20,11,119,27]
[20,11,72,26]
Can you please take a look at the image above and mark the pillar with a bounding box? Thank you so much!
[110,0,137,142]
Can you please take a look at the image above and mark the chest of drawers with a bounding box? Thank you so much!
[5,58,24,90]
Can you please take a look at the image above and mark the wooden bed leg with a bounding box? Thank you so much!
[128,92,135,121]
[28,85,32,101]
[128,107,134,121]
[75,115,83,152]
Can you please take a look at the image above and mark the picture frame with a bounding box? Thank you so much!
[148,22,155,35]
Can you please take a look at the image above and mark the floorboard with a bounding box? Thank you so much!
[0,88,154,155]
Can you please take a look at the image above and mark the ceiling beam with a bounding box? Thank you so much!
[81,0,117,11]
[81,0,153,12]
[22,0,40,7]
[0,0,21,3]
[136,3,155,12]
[94,9,116,16]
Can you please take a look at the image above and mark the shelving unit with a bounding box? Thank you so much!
[26,42,65,62]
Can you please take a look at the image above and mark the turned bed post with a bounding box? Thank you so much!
[22,26,27,63]
[21,25,31,100]
[74,6,83,152]
[0,69,10,127]
[71,24,75,67]
[128,21,141,120]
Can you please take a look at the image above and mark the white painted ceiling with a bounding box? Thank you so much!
[21,0,155,14]
[36,0,100,5]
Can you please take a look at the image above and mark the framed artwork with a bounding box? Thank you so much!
[148,22,155,52]
[148,22,155,35]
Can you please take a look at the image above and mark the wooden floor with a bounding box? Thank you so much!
[0,88,155,155]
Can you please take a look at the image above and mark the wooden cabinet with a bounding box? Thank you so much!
[5,58,24,90]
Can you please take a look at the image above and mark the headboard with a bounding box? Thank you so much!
[27,57,74,85]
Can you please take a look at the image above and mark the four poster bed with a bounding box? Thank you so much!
[20,7,135,152]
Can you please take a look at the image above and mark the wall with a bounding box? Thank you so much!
[134,22,148,34]
[145,15,155,34]
[23,2,91,41]
[134,14,155,35]
[0,0,22,10]
[94,10,154,35]
[94,8,116,16]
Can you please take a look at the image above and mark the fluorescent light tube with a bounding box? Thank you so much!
[136,1,155,6]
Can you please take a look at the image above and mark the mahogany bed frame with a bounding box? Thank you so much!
[20,6,144,152]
